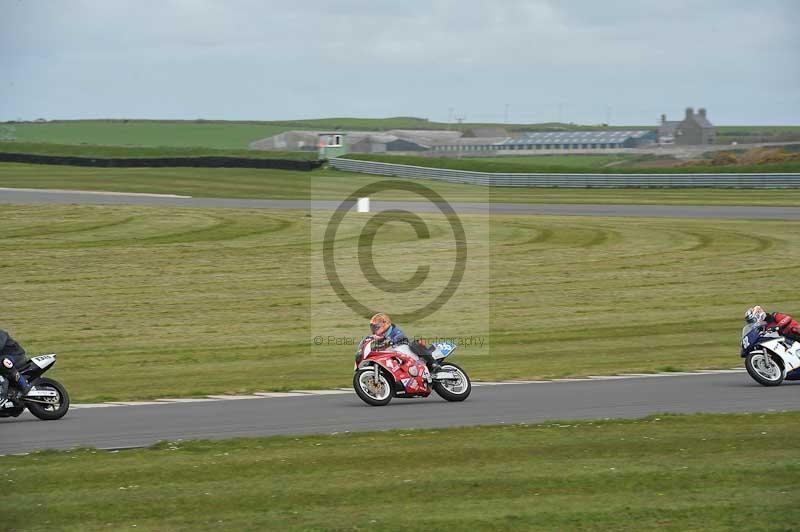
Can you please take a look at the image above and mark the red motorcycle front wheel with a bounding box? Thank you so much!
[354,368,393,406]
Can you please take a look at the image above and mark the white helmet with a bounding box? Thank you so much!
[745,305,766,324]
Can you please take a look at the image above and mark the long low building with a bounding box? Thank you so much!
[250,129,462,153]
[250,128,660,156]
[431,130,657,153]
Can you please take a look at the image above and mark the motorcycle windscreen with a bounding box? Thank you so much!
[741,321,765,355]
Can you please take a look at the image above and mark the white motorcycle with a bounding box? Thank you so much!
[741,322,800,386]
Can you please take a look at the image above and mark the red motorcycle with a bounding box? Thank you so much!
[353,336,471,406]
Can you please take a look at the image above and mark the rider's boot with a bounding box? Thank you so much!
[420,353,441,373]
[14,373,32,397]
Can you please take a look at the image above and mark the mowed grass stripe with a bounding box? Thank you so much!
[2,204,799,401]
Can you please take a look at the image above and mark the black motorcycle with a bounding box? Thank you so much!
[0,354,70,420]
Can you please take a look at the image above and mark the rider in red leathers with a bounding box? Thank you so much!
[745,306,800,342]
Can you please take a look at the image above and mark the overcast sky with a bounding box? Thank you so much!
[2,0,798,125]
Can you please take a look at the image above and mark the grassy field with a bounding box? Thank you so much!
[3,412,797,531]
[0,121,288,149]
[716,125,800,144]
[4,162,800,205]
[344,153,800,174]
[3,203,800,402]
[0,119,653,149]
[5,120,799,150]
[0,141,316,160]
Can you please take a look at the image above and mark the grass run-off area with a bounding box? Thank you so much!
[0,141,317,160]
[4,163,800,205]
[344,153,800,174]
[4,412,798,531]
[4,203,800,402]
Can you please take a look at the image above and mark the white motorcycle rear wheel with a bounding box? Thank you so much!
[433,362,471,402]
[745,352,784,387]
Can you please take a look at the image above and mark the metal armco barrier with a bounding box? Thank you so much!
[329,158,800,188]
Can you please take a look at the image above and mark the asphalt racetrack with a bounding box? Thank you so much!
[2,187,800,219]
[1,372,798,454]
[2,188,798,454]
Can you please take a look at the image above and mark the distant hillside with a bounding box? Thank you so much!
[1,119,798,150]
[0,118,650,149]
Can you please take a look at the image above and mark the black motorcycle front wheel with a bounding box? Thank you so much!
[25,377,70,420]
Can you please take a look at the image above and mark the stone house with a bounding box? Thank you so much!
[659,108,715,145]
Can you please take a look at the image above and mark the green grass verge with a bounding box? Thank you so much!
[344,153,800,174]
[4,163,800,205]
[4,204,800,402]
[3,412,797,531]
[0,141,316,160]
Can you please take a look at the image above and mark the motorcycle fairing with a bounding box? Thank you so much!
[431,341,457,360]
[18,354,57,380]
[740,323,800,378]
[360,350,431,397]
[758,338,800,376]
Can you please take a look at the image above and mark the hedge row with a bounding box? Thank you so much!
[0,152,324,171]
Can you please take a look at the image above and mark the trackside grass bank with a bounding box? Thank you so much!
[0,141,317,160]
[3,412,797,531]
[4,163,800,205]
[4,204,800,402]
[344,153,800,174]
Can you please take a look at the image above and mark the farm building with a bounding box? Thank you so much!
[429,137,509,154]
[349,134,428,153]
[463,127,509,138]
[250,129,457,154]
[502,130,656,150]
[658,108,715,145]
[250,130,319,151]
[430,130,656,153]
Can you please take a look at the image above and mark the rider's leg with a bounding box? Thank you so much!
[2,356,31,396]
[411,341,440,371]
